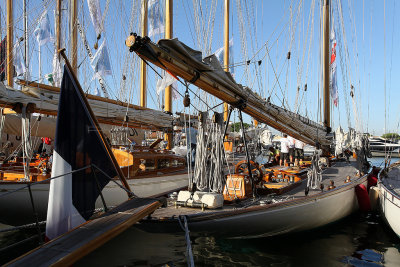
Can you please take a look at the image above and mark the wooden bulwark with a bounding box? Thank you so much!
[5,198,162,267]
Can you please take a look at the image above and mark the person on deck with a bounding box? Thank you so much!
[41,137,53,156]
[287,135,295,165]
[280,134,290,167]
[268,146,280,165]
[294,138,305,166]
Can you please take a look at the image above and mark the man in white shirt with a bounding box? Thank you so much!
[280,134,290,167]
[294,139,305,166]
[287,135,295,164]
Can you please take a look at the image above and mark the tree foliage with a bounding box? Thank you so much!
[382,133,400,140]
[230,122,251,132]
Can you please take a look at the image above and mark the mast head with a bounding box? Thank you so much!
[125,33,150,52]
[125,33,136,47]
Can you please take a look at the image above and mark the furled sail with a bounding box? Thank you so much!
[126,35,330,146]
[0,81,173,130]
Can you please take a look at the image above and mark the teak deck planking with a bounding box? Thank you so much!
[6,198,162,267]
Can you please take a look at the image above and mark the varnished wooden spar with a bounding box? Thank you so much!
[322,0,330,129]
[17,80,149,110]
[0,100,159,130]
[223,0,229,122]
[140,0,148,107]
[5,198,162,266]
[125,36,329,147]
[6,0,13,87]
[4,80,168,130]
[164,0,173,149]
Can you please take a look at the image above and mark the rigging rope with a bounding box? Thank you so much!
[178,215,195,267]
[307,151,322,189]
[21,105,32,181]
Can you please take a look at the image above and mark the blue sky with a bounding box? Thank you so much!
[1,0,399,136]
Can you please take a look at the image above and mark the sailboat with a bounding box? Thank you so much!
[123,0,374,239]
[0,0,188,226]
[376,163,400,238]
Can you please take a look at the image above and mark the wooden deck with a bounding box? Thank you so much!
[287,159,359,198]
[145,159,360,220]
[6,198,162,267]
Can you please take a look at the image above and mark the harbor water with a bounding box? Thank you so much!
[1,158,400,266]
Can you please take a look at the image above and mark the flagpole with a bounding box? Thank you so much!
[56,0,61,52]
[59,48,134,198]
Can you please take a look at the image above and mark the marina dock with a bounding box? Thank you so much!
[5,198,162,266]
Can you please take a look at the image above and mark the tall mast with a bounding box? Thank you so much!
[323,0,330,130]
[140,0,148,107]
[70,0,78,75]
[56,0,61,52]
[6,0,13,87]
[23,0,29,80]
[223,0,229,122]
[164,0,173,149]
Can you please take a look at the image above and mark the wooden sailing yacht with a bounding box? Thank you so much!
[124,0,375,238]
[0,0,188,226]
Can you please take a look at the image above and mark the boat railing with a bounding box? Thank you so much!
[0,164,134,239]
[0,164,131,198]
[113,145,182,156]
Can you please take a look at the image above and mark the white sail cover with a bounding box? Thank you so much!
[132,38,330,146]
[0,82,173,129]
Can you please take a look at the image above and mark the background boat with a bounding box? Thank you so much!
[369,137,400,157]
[125,0,372,239]
[0,0,191,226]
[378,162,400,238]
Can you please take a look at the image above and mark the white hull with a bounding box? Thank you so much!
[378,168,400,238]
[0,172,188,226]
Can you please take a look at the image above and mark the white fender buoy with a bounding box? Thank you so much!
[368,186,379,212]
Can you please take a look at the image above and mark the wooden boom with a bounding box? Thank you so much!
[125,35,331,147]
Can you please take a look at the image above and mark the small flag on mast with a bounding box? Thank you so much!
[46,65,119,240]
[214,38,234,74]
[156,71,180,100]
[34,10,53,46]
[148,0,165,38]
[91,39,112,77]
[13,39,27,77]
